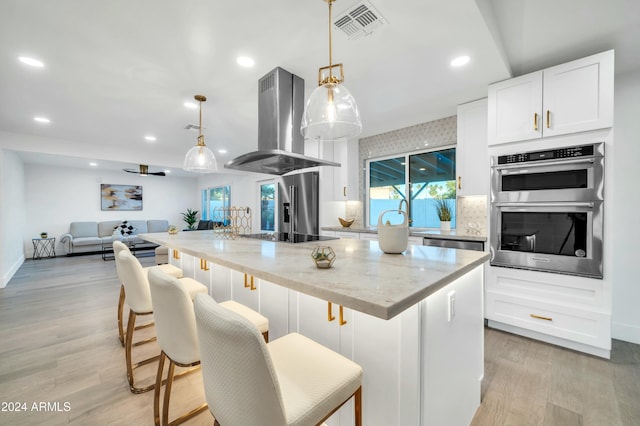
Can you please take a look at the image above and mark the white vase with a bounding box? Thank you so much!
[440,221,451,232]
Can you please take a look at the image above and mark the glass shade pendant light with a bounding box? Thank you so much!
[301,0,362,141]
[183,95,218,173]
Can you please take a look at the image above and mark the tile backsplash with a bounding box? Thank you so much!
[456,196,488,234]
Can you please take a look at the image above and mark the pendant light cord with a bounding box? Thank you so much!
[328,0,333,81]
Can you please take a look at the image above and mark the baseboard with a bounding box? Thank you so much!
[612,321,640,345]
[487,320,611,359]
[1,254,25,288]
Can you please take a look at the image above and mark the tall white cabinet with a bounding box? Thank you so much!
[456,98,489,196]
[488,50,614,145]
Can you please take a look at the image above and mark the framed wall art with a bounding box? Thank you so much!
[101,184,143,211]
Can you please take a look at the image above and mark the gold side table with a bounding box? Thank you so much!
[32,237,56,260]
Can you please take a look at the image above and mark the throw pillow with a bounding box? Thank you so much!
[114,221,136,236]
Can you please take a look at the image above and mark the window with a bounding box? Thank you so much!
[366,147,457,228]
[201,185,231,224]
[260,182,276,231]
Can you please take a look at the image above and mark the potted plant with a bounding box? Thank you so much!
[434,197,453,231]
[181,208,199,230]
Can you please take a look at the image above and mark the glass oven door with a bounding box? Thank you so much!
[490,201,603,278]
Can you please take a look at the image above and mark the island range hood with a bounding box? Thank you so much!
[224,67,340,175]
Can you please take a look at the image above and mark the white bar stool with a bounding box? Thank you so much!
[116,250,207,394]
[148,267,270,426]
[113,241,183,347]
[194,293,362,426]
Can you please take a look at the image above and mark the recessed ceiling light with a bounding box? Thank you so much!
[34,117,50,123]
[184,101,198,109]
[218,149,227,154]
[144,135,156,142]
[19,56,44,67]
[89,162,98,166]
[236,56,255,68]
[450,55,470,67]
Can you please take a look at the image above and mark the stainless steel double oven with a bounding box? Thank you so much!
[490,143,604,278]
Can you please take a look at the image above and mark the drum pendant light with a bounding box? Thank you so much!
[183,95,218,173]
[301,0,362,141]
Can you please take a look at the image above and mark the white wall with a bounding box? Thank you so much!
[1,151,26,287]
[612,69,640,344]
[23,163,199,257]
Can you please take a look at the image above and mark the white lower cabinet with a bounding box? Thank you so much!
[289,291,422,426]
[486,265,611,358]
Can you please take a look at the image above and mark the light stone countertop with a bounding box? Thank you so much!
[140,231,489,320]
[322,226,487,242]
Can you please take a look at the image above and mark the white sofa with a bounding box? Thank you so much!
[59,219,169,255]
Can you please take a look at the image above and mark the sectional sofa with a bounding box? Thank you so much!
[59,219,170,255]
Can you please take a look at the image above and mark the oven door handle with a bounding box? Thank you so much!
[494,157,595,171]
[495,202,595,208]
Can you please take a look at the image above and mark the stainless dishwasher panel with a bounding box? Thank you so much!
[423,238,484,251]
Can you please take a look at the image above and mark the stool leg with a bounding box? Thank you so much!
[125,309,159,394]
[354,386,362,426]
[162,359,176,426]
[118,285,126,347]
[154,352,167,426]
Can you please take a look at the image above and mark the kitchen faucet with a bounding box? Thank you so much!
[398,198,409,214]
[398,199,412,224]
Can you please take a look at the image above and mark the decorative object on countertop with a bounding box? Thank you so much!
[434,197,453,232]
[167,225,178,235]
[181,208,199,230]
[338,217,355,228]
[300,0,361,141]
[40,232,48,239]
[312,246,336,269]
[183,94,217,173]
[211,206,252,239]
[377,209,408,254]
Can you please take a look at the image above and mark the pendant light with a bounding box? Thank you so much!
[301,0,362,141]
[183,95,218,173]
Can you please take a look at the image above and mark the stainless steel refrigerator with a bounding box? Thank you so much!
[278,171,319,236]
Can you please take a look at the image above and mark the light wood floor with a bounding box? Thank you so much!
[1,255,639,426]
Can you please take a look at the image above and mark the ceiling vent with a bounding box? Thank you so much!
[333,0,388,40]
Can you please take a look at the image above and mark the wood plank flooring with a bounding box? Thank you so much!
[1,255,639,425]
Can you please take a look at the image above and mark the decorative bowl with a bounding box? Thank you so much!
[338,217,355,228]
[311,246,336,269]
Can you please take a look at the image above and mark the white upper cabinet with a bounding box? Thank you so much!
[488,50,614,145]
[456,98,489,196]
[331,139,359,201]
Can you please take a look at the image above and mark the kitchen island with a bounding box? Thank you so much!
[141,231,490,425]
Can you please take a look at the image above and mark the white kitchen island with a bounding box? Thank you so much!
[140,231,490,426]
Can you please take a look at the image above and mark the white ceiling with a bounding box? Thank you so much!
[1,0,638,176]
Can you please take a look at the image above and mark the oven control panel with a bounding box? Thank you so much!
[498,144,596,165]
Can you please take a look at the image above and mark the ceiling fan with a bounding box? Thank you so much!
[123,164,166,176]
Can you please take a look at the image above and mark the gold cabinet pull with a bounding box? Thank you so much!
[339,305,347,326]
[546,110,551,128]
[243,273,256,290]
[458,176,462,190]
[534,113,539,131]
[172,249,180,259]
[530,313,552,321]
[200,259,209,271]
[328,302,336,322]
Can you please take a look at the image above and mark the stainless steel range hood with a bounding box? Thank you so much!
[224,67,340,175]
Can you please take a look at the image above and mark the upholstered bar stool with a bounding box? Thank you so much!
[194,294,362,426]
[148,268,270,426]
[117,251,208,393]
[113,241,183,347]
